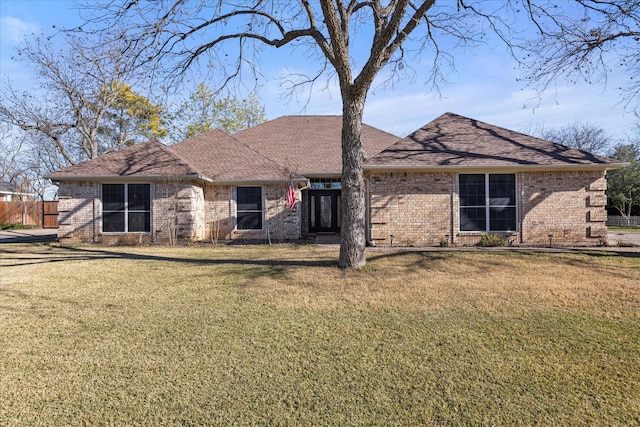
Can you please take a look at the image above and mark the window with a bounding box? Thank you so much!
[102,184,150,233]
[236,186,262,230]
[309,178,341,189]
[459,174,516,232]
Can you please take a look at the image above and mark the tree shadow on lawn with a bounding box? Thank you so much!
[0,244,339,269]
[366,247,640,281]
[1,244,638,271]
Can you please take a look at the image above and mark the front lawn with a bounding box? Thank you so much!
[608,225,640,233]
[1,244,638,425]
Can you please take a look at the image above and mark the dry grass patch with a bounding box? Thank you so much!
[0,243,638,425]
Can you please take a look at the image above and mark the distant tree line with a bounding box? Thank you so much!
[536,122,640,218]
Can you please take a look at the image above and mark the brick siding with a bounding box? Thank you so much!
[520,170,607,246]
[57,180,301,244]
[56,181,101,242]
[227,183,301,242]
[368,169,608,247]
[369,172,453,246]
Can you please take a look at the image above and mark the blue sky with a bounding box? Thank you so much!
[1,0,637,142]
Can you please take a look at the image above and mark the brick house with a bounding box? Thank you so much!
[45,116,397,244]
[46,113,625,246]
[0,180,34,201]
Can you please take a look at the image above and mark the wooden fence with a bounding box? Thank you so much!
[0,201,58,228]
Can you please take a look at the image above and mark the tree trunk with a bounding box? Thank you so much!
[339,92,367,269]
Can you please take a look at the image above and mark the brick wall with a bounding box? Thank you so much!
[264,184,301,241]
[56,180,206,244]
[227,183,301,242]
[204,184,234,242]
[152,180,205,243]
[520,170,607,246]
[368,169,608,247]
[369,172,454,246]
[56,181,101,242]
[55,180,302,244]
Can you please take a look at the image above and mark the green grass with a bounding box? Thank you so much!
[0,222,38,230]
[608,225,640,233]
[1,244,639,425]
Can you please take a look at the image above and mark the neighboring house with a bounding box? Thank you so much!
[45,113,626,246]
[0,180,33,201]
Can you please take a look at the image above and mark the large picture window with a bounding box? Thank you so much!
[102,183,151,233]
[236,186,262,230]
[459,174,516,232]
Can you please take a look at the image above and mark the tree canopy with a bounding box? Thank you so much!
[167,83,266,142]
[607,141,640,217]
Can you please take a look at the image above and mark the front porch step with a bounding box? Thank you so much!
[315,234,341,245]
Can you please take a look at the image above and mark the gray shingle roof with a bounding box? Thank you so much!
[47,113,622,183]
[46,140,200,179]
[170,129,297,182]
[0,180,16,192]
[234,116,399,175]
[366,112,624,170]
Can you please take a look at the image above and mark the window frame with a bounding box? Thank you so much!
[102,183,151,233]
[236,186,263,231]
[458,173,517,232]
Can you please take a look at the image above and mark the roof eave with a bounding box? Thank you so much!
[297,172,342,178]
[46,173,213,183]
[364,162,629,173]
[206,177,308,185]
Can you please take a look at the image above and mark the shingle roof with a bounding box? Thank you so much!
[367,112,624,170]
[170,129,296,182]
[0,180,16,192]
[46,140,200,179]
[234,116,399,175]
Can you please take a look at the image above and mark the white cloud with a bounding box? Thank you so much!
[0,16,40,45]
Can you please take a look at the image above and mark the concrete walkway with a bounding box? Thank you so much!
[0,228,58,243]
[0,228,638,249]
[608,231,640,246]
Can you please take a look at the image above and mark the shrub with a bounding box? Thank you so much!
[478,233,508,247]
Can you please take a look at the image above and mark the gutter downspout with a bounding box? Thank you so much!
[93,182,97,242]
[364,177,376,247]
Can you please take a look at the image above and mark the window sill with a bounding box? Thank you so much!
[458,231,518,234]
[102,231,151,234]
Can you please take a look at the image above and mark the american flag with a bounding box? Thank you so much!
[286,181,297,210]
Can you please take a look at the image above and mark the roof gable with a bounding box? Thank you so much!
[367,112,623,169]
[234,116,399,175]
[46,140,199,179]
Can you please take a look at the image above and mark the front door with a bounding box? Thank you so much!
[309,190,340,233]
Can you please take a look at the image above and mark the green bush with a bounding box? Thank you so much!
[478,233,508,247]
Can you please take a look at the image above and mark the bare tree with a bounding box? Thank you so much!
[0,35,164,171]
[0,123,48,199]
[537,121,612,155]
[520,0,640,107]
[78,1,612,268]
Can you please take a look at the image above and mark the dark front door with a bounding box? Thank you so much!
[309,190,340,233]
